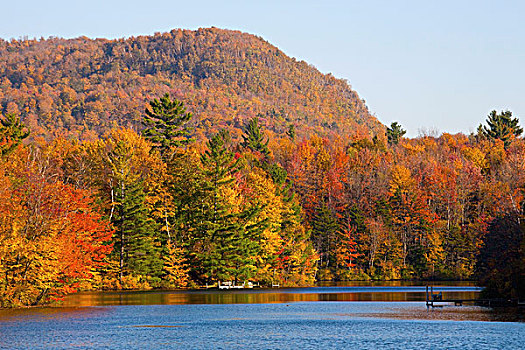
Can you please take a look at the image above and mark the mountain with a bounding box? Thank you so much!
[0,27,384,141]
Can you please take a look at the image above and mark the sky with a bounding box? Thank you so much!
[1,0,524,136]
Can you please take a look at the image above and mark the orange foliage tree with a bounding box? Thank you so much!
[0,146,112,307]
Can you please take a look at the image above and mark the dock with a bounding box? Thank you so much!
[425,285,520,308]
[207,281,262,290]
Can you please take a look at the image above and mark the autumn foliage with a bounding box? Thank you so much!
[0,29,524,304]
[0,145,112,307]
[0,28,382,142]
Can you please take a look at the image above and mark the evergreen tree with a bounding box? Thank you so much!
[105,137,163,285]
[241,116,270,158]
[476,213,524,300]
[143,93,193,158]
[286,124,296,141]
[114,179,163,283]
[0,113,30,157]
[311,204,339,269]
[189,131,267,282]
[209,205,266,282]
[201,131,241,219]
[480,110,523,148]
[386,122,406,145]
[143,94,194,255]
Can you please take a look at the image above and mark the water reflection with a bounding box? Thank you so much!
[0,301,522,350]
[58,286,481,307]
[0,284,522,350]
[0,306,111,322]
[316,280,478,287]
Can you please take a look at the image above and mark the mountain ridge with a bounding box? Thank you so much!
[0,27,384,140]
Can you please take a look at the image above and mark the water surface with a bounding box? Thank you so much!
[1,284,522,350]
[57,285,482,306]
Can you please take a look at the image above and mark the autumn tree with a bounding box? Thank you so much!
[0,146,112,307]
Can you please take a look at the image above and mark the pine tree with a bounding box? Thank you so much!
[200,131,241,221]
[189,131,267,283]
[113,175,163,285]
[311,204,339,269]
[142,93,193,158]
[210,205,266,282]
[386,122,406,145]
[0,113,30,157]
[123,181,163,280]
[104,136,163,286]
[480,110,523,148]
[241,116,270,158]
[143,94,194,257]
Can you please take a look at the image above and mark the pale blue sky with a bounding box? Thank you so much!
[2,0,524,136]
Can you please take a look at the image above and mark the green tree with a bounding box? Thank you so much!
[114,179,163,284]
[189,131,267,282]
[480,110,523,148]
[311,204,339,270]
[143,94,194,250]
[386,122,406,145]
[476,213,524,300]
[142,93,193,158]
[241,116,270,158]
[101,132,163,286]
[0,113,30,157]
[286,124,296,141]
[201,131,241,221]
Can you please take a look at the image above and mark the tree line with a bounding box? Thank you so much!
[0,96,523,307]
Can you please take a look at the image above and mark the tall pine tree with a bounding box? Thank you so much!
[480,110,523,148]
[189,131,267,282]
[114,179,163,284]
[143,93,193,158]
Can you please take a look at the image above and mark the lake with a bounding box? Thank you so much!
[0,283,523,349]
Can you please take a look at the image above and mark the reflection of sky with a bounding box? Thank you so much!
[1,302,523,350]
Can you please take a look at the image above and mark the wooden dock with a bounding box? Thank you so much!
[206,281,262,290]
[425,285,520,308]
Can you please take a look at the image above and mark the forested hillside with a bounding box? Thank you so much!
[1,28,523,307]
[0,28,382,141]
[2,96,524,307]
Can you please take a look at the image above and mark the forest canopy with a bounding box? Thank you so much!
[0,28,383,143]
[0,29,523,306]
[1,100,524,306]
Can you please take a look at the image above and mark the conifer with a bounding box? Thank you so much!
[0,113,30,157]
[143,93,193,158]
[481,110,523,148]
[386,121,406,145]
[241,116,270,158]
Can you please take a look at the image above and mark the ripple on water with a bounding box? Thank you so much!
[0,288,523,350]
